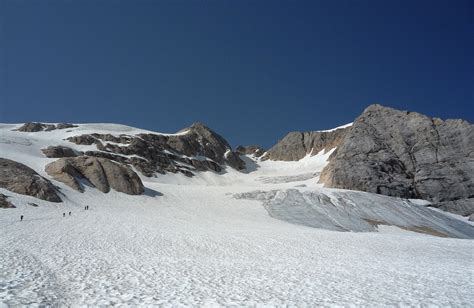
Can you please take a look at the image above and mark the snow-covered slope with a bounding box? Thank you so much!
[1,123,473,306]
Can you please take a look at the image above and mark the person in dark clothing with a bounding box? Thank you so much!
[20,215,23,221]
[84,206,87,210]
[68,211,71,216]
[63,213,65,217]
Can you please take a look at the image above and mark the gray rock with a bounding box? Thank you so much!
[67,134,98,145]
[16,122,48,132]
[42,146,80,158]
[168,123,245,170]
[44,124,57,131]
[0,158,62,202]
[263,127,350,161]
[320,104,474,215]
[469,214,474,222]
[66,122,245,177]
[16,122,77,132]
[236,145,266,157]
[0,194,15,208]
[432,199,474,217]
[45,156,144,195]
[56,123,77,129]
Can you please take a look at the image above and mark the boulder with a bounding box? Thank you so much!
[0,158,62,202]
[45,156,144,195]
[320,104,474,215]
[42,146,80,158]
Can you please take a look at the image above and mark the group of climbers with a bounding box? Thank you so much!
[20,206,90,221]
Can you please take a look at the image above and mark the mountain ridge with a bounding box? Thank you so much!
[1,104,473,227]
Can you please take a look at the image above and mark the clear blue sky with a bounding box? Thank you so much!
[1,0,472,148]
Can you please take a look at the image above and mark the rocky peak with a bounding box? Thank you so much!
[319,104,474,216]
[167,122,245,170]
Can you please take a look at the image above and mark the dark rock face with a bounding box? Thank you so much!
[236,145,266,157]
[56,123,77,129]
[42,146,80,158]
[16,122,77,132]
[0,158,62,202]
[0,194,15,208]
[434,200,474,217]
[320,104,474,215]
[263,127,350,161]
[65,122,245,177]
[16,122,54,132]
[45,156,144,195]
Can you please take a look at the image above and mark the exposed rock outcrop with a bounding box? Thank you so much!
[65,122,245,177]
[236,145,266,157]
[0,194,15,208]
[319,104,474,215]
[0,158,62,202]
[42,146,80,158]
[16,122,77,132]
[169,123,245,170]
[45,156,144,195]
[263,127,351,161]
[434,200,474,217]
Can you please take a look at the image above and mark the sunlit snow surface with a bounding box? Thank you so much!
[0,123,473,306]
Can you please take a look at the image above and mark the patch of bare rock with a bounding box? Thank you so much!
[45,156,144,195]
[15,122,77,132]
[0,158,62,202]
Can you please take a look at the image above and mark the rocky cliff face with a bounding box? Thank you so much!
[319,104,474,215]
[263,127,350,161]
[65,122,245,177]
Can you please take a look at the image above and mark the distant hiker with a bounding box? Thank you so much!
[63,213,65,217]
[86,205,89,210]
[20,215,23,221]
[84,206,87,210]
[69,211,71,216]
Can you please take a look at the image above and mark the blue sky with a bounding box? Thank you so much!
[0,0,472,148]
